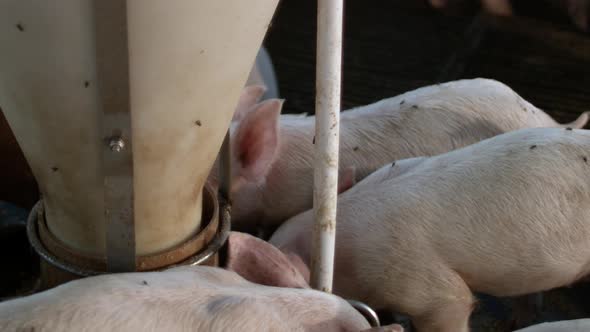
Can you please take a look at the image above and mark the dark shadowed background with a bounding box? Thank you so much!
[263,0,590,122]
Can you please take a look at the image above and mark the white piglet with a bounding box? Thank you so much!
[0,265,394,332]
[218,78,588,231]
[270,127,590,332]
[0,231,404,332]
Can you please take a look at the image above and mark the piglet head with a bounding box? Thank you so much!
[224,231,310,289]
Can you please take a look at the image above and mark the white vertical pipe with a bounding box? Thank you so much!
[310,0,343,293]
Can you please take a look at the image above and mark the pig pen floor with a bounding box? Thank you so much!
[263,0,590,331]
[1,0,590,331]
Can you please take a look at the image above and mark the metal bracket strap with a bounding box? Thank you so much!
[95,0,135,272]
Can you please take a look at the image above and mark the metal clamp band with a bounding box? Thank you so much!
[26,191,231,277]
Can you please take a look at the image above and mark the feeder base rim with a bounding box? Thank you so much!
[26,187,230,278]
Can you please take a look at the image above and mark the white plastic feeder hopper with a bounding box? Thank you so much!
[0,0,278,288]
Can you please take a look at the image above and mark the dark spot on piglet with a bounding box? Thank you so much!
[584,157,588,163]
[206,295,245,314]
[312,136,315,144]
[141,280,148,286]
[84,81,90,88]
[412,105,418,109]
[195,120,202,126]
[353,146,359,151]
[51,167,59,172]
[391,161,396,168]
[566,127,573,131]
[16,23,24,31]
[400,100,405,105]
[530,145,537,150]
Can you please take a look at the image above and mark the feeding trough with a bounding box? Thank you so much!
[0,0,279,289]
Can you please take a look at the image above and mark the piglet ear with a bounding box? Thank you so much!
[337,167,356,194]
[224,232,310,289]
[232,85,268,122]
[232,99,283,182]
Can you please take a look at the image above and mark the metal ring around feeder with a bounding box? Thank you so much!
[166,196,231,269]
[26,201,102,277]
[26,197,231,277]
[347,299,380,328]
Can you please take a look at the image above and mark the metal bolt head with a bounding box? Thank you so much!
[109,137,125,152]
